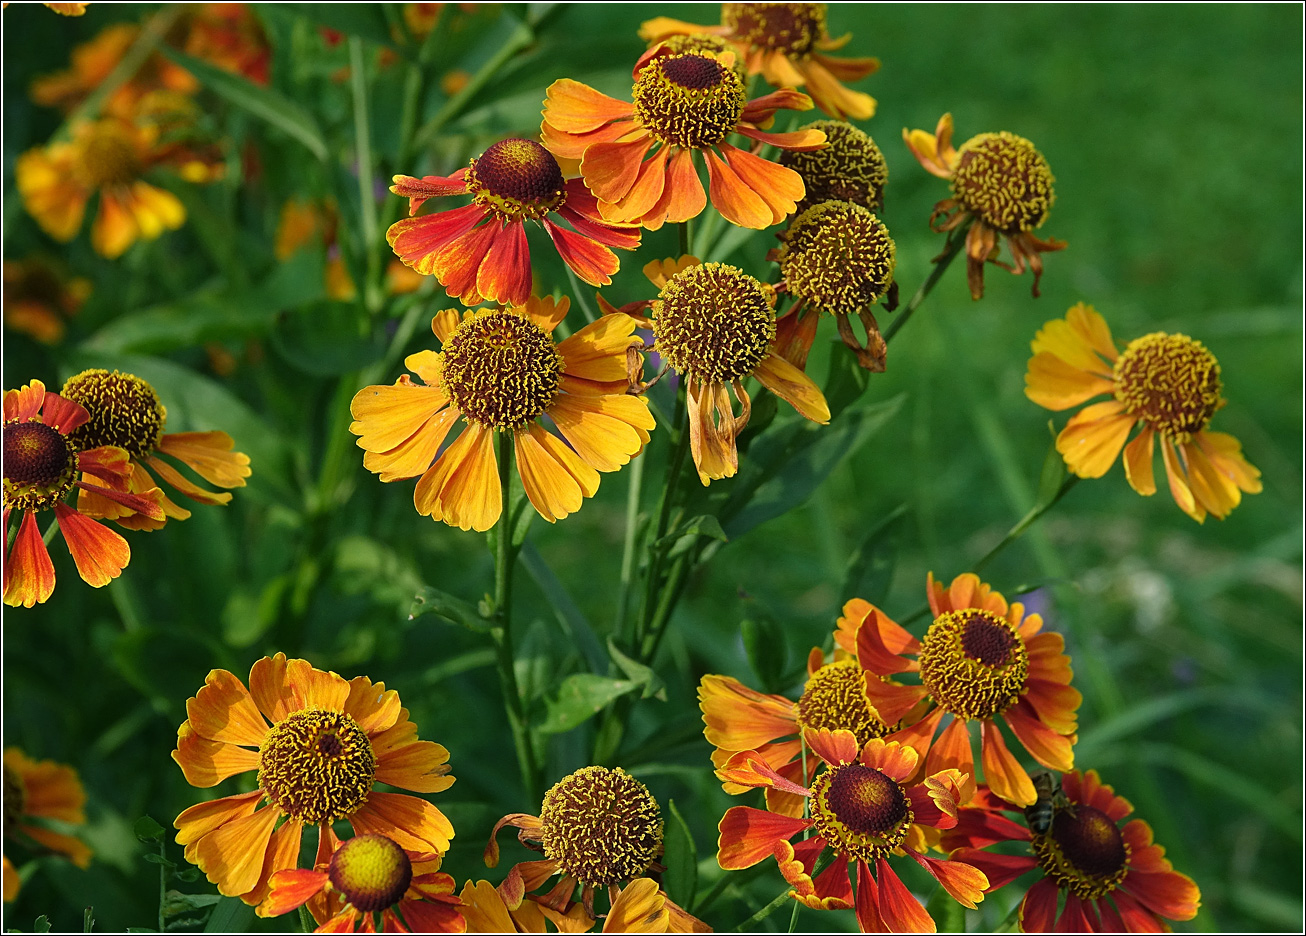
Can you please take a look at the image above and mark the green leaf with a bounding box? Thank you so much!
[161,49,328,160]
[656,514,728,559]
[162,891,222,919]
[1033,428,1070,510]
[518,541,606,674]
[538,674,642,733]
[270,300,385,376]
[203,897,256,933]
[925,884,967,934]
[287,3,398,49]
[133,815,166,844]
[83,907,94,934]
[740,616,787,694]
[662,799,697,908]
[34,916,52,934]
[824,342,872,419]
[143,853,176,867]
[841,503,908,608]
[607,638,665,701]
[409,587,491,633]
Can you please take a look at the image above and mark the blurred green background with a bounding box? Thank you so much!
[3,3,1301,932]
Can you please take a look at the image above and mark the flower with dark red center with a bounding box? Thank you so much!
[2,256,91,345]
[640,3,880,120]
[837,575,1081,809]
[542,51,827,231]
[717,729,989,930]
[3,380,166,608]
[1025,303,1262,522]
[904,113,1067,300]
[387,137,642,307]
[941,771,1201,932]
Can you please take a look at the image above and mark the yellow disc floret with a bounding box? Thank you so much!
[328,834,413,913]
[538,766,663,888]
[810,762,912,864]
[918,609,1029,721]
[258,709,376,825]
[3,420,78,513]
[1031,804,1130,901]
[1113,333,1222,443]
[632,53,745,150]
[723,2,827,57]
[777,200,896,316]
[653,262,776,383]
[795,660,891,746]
[951,132,1055,235]
[465,139,567,223]
[440,310,563,431]
[61,368,165,459]
[71,120,142,189]
[780,121,888,213]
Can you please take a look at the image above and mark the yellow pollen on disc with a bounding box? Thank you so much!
[538,766,663,888]
[809,762,911,865]
[723,2,827,58]
[632,53,745,150]
[61,368,165,459]
[328,834,413,913]
[951,132,1055,234]
[654,33,748,81]
[794,660,891,745]
[780,121,889,213]
[1031,804,1131,901]
[1112,332,1222,442]
[440,310,563,431]
[465,138,567,222]
[257,708,376,825]
[917,608,1030,721]
[2,420,78,513]
[653,262,775,383]
[778,200,896,316]
[71,121,142,189]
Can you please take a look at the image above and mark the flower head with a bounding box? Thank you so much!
[541,53,826,230]
[172,654,455,907]
[388,138,642,307]
[182,3,272,86]
[3,256,91,345]
[717,731,988,930]
[3,380,166,607]
[3,749,92,902]
[59,369,250,530]
[904,113,1066,300]
[351,296,653,531]
[261,832,465,932]
[844,575,1081,808]
[942,771,1201,932]
[779,120,887,215]
[1025,303,1262,522]
[641,3,880,120]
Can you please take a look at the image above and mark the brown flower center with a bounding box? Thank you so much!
[440,310,563,431]
[1031,804,1130,901]
[1113,333,1222,442]
[61,368,166,459]
[539,766,663,888]
[778,200,896,315]
[653,262,775,383]
[810,762,911,864]
[3,420,78,513]
[795,660,891,746]
[723,2,827,58]
[652,33,747,81]
[258,709,376,825]
[918,609,1029,721]
[329,834,413,913]
[71,120,142,189]
[466,138,567,222]
[951,132,1055,234]
[632,53,745,150]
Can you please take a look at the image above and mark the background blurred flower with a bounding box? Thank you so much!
[2,256,90,344]
[3,748,92,903]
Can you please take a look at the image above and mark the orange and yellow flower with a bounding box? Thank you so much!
[1026,303,1262,522]
[541,50,826,230]
[172,653,456,907]
[16,116,222,259]
[640,3,879,121]
[605,257,828,484]
[904,113,1066,301]
[3,256,91,345]
[3,749,92,903]
[460,875,684,933]
[182,3,272,86]
[846,575,1081,808]
[3,380,166,608]
[261,833,464,932]
[60,369,251,531]
[717,731,988,931]
[387,138,642,307]
[941,771,1201,932]
[350,296,653,531]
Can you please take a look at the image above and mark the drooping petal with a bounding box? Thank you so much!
[704,148,772,229]
[716,806,810,870]
[174,790,263,849]
[1159,437,1202,521]
[156,432,251,488]
[1019,878,1061,932]
[906,849,989,909]
[431,221,500,305]
[413,423,501,532]
[854,858,886,933]
[1003,703,1075,772]
[600,143,669,224]
[476,221,533,306]
[363,407,460,483]
[583,135,655,205]
[980,719,1036,807]
[514,425,584,522]
[3,509,56,608]
[190,803,280,897]
[548,393,651,472]
[259,869,329,918]
[243,818,305,909]
[752,352,830,423]
[1122,427,1157,496]
[641,146,707,230]
[699,674,796,751]
[544,218,620,287]
[1025,351,1117,411]
[350,792,454,855]
[718,142,805,224]
[386,204,488,275]
[374,739,455,794]
[924,716,974,779]
[53,502,129,587]
[1056,401,1135,478]
[875,858,935,932]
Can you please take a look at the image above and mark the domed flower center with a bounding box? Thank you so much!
[1113,333,1222,442]
[328,834,413,913]
[795,660,890,746]
[951,132,1055,234]
[654,34,747,80]
[61,368,165,459]
[810,763,911,864]
[1031,804,1130,901]
[723,2,826,57]
[918,609,1029,721]
[653,262,776,383]
[440,310,563,431]
[258,709,376,825]
[632,53,745,150]
[778,201,896,315]
[72,121,142,189]
[3,420,78,513]
[780,121,888,213]
[3,762,25,836]
[538,766,663,888]
[466,139,567,222]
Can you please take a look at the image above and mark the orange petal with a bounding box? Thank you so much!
[414,422,501,532]
[1123,427,1157,496]
[1160,436,1202,521]
[548,393,650,473]
[156,431,251,488]
[259,869,328,918]
[718,143,805,224]
[582,135,655,205]
[514,425,584,523]
[1056,402,1135,478]
[387,205,488,275]
[3,509,56,608]
[858,738,918,783]
[248,653,295,725]
[190,803,280,897]
[923,716,973,779]
[544,218,620,287]
[185,667,268,746]
[542,78,635,134]
[390,170,469,213]
[244,818,304,908]
[431,221,499,305]
[875,858,935,932]
[4,380,48,421]
[605,878,667,933]
[804,727,859,767]
[698,674,796,752]
[21,825,92,868]
[374,739,455,794]
[1194,430,1262,494]
[704,148,772,229]
[173,722,260,787]
[53,502,128,587]
[91,189,141,258]
[1024,350,1116,411]
[980,720,1035,807]
[350,792,454,854]
[145,455,232,506]
[476,221,532,306]
[285,658,351,712]
[716,806,809,870]
[753,352,830,424]
[1003,704,1074,772]
[343,676,402,735]
[363,407,460,483]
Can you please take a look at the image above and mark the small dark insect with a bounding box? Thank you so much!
[1025,768,1074,835]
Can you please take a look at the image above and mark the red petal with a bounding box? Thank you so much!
[54,502,129,588]
[40,391,88,433]
[390,170,469,214]
[803,727,859,767]
[431,221,499,304]
[854,859,885,933]
[544,219,619,287]
[1020,879,1061,932]
[3,509,55,608]
[476,221,532,306]
[717,806,809,870]
[875,858,935,932]
[944,848,1037,892]
[387,204,488,275]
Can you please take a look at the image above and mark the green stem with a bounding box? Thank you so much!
[298,905,314,933]
[679,218,691,257]
[787,899,801,932]
[882,219,972,344]
[613,451,646,641]
[972,475,1080,574]
[634,384,691,650]
[734,888,793,932]
[693,864,766,915]
[41,517,59,547]
[350,38,383,315]
[156,837,167,933]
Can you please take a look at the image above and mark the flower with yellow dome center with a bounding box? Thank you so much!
[1025,303,1262,522]
[481,766,707,930]
[780,120,888,216]
[717,730,988,929]
[350,296,653,531]
[58,369,251,531]
[3,749,92,903]
[3,380,166,608]
[640,3,880,121]
[904,113,1067,300]
[171,654,456,907]
[259,833,465,932]
[541,50,826,230]
[2,256,91,345]
[942,770,1201,932]
[840,575,1081,809]
[387,138,642,307]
